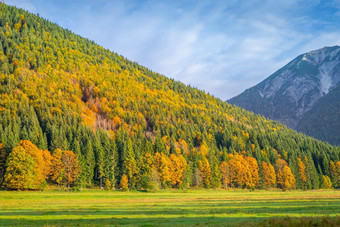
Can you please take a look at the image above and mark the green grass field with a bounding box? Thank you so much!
[0,189,339,226]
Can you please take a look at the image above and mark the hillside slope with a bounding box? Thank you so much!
[0,4,339,190]
[229,46,340,145]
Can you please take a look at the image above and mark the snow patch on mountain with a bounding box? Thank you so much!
[319,62,337,95]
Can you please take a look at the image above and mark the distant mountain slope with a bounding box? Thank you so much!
[297,84,340,145]
[0,4,339,190]
[229,46,340,145]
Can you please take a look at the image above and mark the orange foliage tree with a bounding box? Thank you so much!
[3,140,51,190]
[276,162,295,190]
[62,150,80,188]
[50,149,80,187]
[245,156,260,188]
[224,153,260,189]
[261,161,276,188]
[50,148,64,184]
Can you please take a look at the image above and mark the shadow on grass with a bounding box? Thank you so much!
[0,216,268,226]
[1,215,340,226]
[1,202,339,217]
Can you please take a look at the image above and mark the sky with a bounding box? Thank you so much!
[6,0,340,100]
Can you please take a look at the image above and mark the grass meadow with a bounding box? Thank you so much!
[0,189,339,226]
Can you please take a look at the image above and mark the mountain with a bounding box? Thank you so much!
[229,46,340,145]
[0,4,339,190]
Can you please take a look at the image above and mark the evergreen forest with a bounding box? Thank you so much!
[0,4,339,191]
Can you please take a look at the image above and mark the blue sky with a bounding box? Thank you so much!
[7,0,340,100]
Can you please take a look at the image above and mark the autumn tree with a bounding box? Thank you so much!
[198,157,212,188]
[154,152,171,188]
[277,165,295,190]
[322,175,332,189]
[120,174,129,190]
[245,156,260,188]
[105,179,112,190]
[3,140,50,190]
[227,154,245,188]
[261,161,276,188]
[3,145,35,190]
[62,150,80,188]
[169,154,186,187]
[329,161,340,188]
[50,149,80,187]
[50,148,64,185]
[297,158,307,189]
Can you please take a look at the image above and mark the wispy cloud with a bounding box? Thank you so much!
[7,0,340,100]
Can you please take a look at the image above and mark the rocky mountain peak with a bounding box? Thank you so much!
[229,46,340,145]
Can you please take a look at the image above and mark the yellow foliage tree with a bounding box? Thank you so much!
[261,161,276,188]
[297,158,307,188]
[156,152,171,187]
[4,140,51,190]
[277,165,295,190]
[120,174,129,190]
[198,157,212,188]
[3,146,35,190]
[322,175,332,189]
[245,156,260,188]
[169,154,186,187]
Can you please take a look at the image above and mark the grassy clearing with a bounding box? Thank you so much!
[0,190,339,226]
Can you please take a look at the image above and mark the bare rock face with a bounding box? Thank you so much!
[229,46,340,145]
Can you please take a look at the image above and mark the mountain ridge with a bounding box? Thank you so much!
[229,45,340,145]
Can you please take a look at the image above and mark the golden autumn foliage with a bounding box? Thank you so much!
[50,149,64,184]
[277,165,295,190]
[245,156,260,188]
[62,150,80,188]
[154,152,171,186]
[3,145,35,190]
[329,161,340,187]
[261,161,276,188]
[322,175,332,189]
[120,174,129,190]
[3,139,80,190]
[154,152,186,188]
[220,153,260,189]
[3,140,50,190]
[298,158,307,187]
[169,154,186,187]
[199,157,212,188]
[105,179,112,190]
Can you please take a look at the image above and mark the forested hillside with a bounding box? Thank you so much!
[0,4,339,191]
